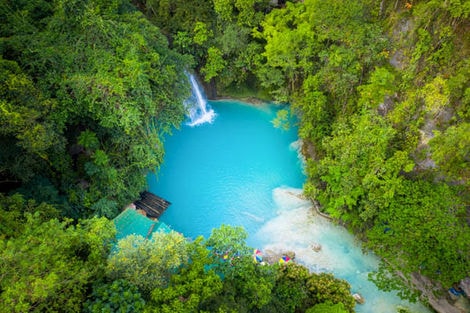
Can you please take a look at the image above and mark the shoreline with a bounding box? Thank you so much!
[210,95,279,107]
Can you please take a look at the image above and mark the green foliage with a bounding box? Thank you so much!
[203,226,354,312]
[205,225,273,312]
[430,122,470,182]
[0,193,60,239]
[201,46,227,82]
[213,0,234,21]
[147,237,223,312]
[0,0,190,216]
[306,302,348,313]
[254,1,307,100]
[306,273,355,313]
[421,76,450,119]
[140,0,215,66]
[255,0,388,103]
[107,232,189,296]
[367,180,469,287]
[292,83,330,145]
[262,263,311,312]
[86,279,145,313]
[78,130,100,151]
[193,22,212,46]
[0,215,115,312]
[142,0,215,36]
[358,67,396,109]
[206,224,252,261]
[215,257,275,312]
[204,226,270,311]
[1,0,469,308]
[213,0,270,27]
[368,262,420,302]
[447,58,470,119]
[140,0,271,92]
[0,57,61,182]
[310,112,414,228]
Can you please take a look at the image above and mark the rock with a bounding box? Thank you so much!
[428,297,461,313]
[454,296,470,313]
[410,273,463,313]
[311,243,322,252]
[262,250,281,264]
[460,277,470,298]
[352,293,365,304]
[262,249,296,264]
[285,251,296,260]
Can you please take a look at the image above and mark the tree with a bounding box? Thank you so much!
[0,193,59,239]
[430,122,470,183]
[254,0,388,104]
[0,216,115,312]
[144,227,357,312]
[358,67,396,110]
[254,1,309,100]
[86,279,145,313]
[367,180,469,288]
[205,224,252,271]
[147,237,223,312]
[306,302,348,313]
[203,225,274,311]
[201,46,227,82]
[260,263,355,313]
[292,81,330,146]
[306,273,355,313]
[107,232,189,297]
[262,263,311,312]
[1,0,191,217]
[0,57,61,184]
[308,112,414,229]
[213,0,234,22]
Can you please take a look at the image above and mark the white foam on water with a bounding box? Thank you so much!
[252,186,432,313]
[289,139,306,171]
[241,211,265,223]
[272,186,310,212]
[186,109,216,127]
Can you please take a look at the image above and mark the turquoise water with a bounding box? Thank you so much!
[147,100,431,313]
[148,101,304,241]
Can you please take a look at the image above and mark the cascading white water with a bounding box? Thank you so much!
[185,74,216,126]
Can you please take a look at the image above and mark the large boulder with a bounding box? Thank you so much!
[263,249,296,264]
[460,277,470,298]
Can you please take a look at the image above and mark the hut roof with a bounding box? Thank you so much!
[134,191,171,219]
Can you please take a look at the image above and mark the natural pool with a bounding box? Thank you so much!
[147,99,431,313]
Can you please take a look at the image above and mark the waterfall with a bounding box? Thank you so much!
[185,74,216,126]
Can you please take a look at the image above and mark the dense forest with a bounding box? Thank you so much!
[0,0,469,312]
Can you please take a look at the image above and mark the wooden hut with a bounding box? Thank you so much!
[134,191,171,219]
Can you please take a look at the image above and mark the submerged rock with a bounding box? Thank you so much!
[352,293,365,304]
[311,243,322,252]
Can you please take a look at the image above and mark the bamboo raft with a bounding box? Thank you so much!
[134,191,171,219]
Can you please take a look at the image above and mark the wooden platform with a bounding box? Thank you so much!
[134,191,171,219]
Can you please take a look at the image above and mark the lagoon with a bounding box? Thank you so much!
[147,99,431,313]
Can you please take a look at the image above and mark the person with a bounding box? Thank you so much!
[449,283,464,298]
